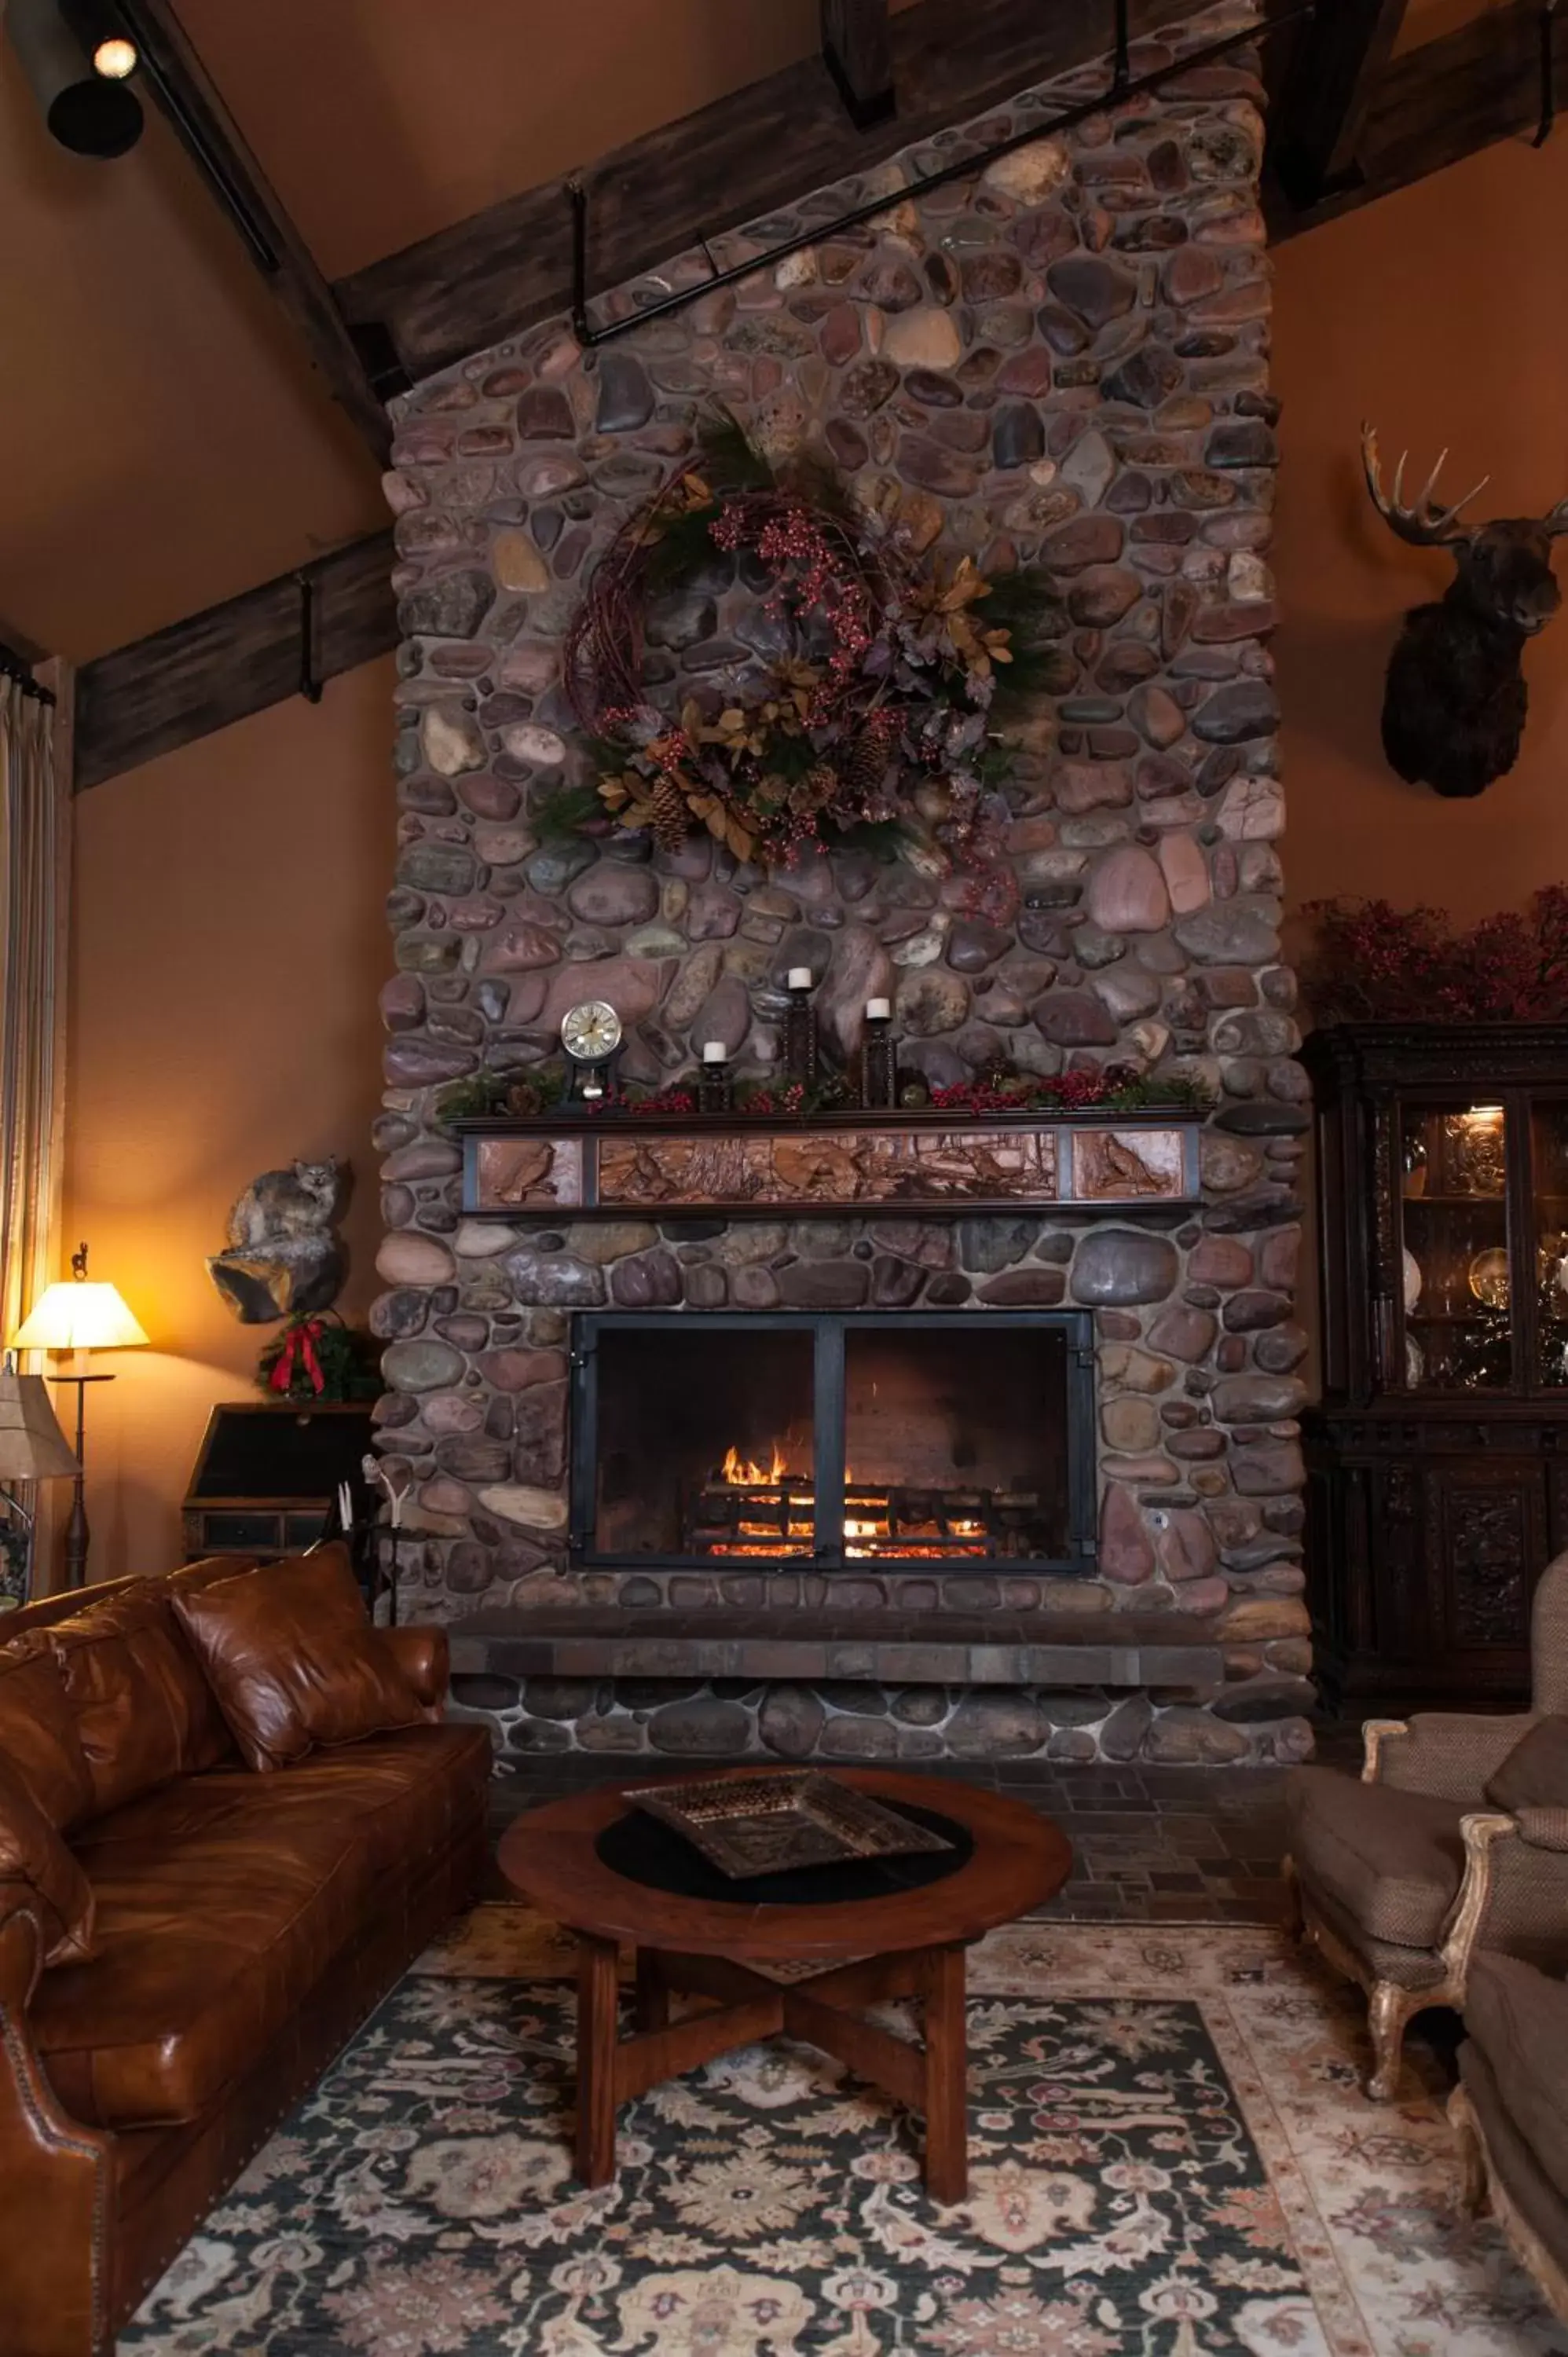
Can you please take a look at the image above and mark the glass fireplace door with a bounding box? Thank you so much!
[571,1312,1096,1573]
[581,1319,819,1560]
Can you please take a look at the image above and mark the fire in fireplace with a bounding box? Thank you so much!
[568,1312,1097,1574]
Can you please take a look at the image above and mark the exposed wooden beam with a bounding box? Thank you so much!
[337,0,1201,386]
[1269,0,1568,238]
[1269,0,1410,207]
[104,0,394,462]
[74,534,396,791]
[822,0,895,128]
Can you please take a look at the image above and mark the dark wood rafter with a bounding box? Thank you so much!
[103,0,395,460]
[73,533,396,791]
[1269,0,1568,236]
[336,0,1205,385]
[1268,0,1410,207]
[822,0,896,127]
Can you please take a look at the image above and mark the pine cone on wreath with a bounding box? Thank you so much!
[650,773,689,849]
[842,722,894,801]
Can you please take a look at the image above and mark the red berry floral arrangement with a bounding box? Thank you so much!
[1304,888,1568,1024]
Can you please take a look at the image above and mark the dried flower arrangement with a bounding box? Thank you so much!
[1304,888,1568,1024]
[551,412,1058,892]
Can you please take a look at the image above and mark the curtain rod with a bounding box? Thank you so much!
[0,642,54,708]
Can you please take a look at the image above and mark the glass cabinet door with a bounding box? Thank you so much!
[1398,1099,1513,1391]
[1532,1102,1568,1388]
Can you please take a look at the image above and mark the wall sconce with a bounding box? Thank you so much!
[3,0,143,156]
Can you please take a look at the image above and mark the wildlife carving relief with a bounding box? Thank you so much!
[1363,423,1568,798]
[207,1157,349,1323]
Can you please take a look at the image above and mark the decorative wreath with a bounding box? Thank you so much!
[558,414,1057,885]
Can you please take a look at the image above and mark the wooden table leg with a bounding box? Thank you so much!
[634,1945,669,2033]
[575,1934,620,2188]
[922,1943,968,2205]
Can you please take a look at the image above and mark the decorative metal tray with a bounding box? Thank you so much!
[625,1769,953,1880]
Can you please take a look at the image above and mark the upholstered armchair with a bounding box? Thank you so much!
[1283,1551,1568,2101]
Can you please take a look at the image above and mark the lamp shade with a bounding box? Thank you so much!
[12,1281,148,1351]
[0,1368,79,1480]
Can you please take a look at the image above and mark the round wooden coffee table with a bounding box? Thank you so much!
[498,1765,1071,2203]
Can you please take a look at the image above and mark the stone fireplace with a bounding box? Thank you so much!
[372,0,1313,1770]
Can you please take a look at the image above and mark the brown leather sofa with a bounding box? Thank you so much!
[0,1547,490,2357]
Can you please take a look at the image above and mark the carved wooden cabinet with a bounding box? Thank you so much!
[1304,1024,1568,1705]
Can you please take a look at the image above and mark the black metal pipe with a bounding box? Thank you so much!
[568,2,1317,348]
[1112,0,1132,95]
[113,1,280,274]
[1536,0,1557,147]
[296,570,322,705]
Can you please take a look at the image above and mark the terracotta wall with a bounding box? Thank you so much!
[57,662,394,1585]
[1273,129,1568,937]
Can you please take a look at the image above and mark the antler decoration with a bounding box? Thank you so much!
[1361,422,1488,549]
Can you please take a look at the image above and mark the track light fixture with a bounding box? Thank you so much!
[3,0,141,156]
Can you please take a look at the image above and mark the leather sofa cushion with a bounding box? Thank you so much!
[1486,1715,1568,1815]
[36,1723,489,2128]
[170,1546,423,1772]
[86,1723,492,1882]
[1464,1951,1568,2193]
[1285,1765,1466,1948]
[0,1638,94,1831]
[46,1583,233,1817]
[0,1755,95,1965]
[34,1813,372,2128]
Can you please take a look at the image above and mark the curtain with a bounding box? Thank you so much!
[0,670,69,1362]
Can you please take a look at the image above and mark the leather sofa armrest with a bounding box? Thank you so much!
[0,1878,46,2015]
[0,1882,115,2357]
[384,1624,450,1713]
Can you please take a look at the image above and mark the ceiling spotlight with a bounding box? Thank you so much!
[93,32,135,76]
[2,0,142,155]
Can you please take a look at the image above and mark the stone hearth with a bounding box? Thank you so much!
[372,0,1312,1769]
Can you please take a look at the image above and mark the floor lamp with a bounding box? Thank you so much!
[10,1243,148,1589]
[0,1357,79,1607]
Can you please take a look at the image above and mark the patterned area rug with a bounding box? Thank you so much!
[119,1913,1565,2356]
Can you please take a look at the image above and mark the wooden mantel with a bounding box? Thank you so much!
[455,1109,1203,1219]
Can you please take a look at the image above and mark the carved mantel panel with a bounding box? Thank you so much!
[457,1115,1200,1219]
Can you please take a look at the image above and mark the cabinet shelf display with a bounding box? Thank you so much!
[1304,1024,1568,1706]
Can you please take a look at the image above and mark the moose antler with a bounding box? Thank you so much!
[1361,422,1489,548]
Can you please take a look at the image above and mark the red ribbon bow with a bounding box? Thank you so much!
[269,1318,325,1397]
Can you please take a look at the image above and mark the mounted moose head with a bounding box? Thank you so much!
[1361,423,1568,797]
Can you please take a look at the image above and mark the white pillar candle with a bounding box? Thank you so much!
[866,998,891,1021]
[787,967,813,991]
[702,1041,727,1063]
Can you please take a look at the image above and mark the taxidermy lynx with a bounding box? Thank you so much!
[209,1157,349,1325]
[226,1158,345,1252]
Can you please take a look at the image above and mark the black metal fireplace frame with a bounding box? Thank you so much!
[567,1309,1098,1575]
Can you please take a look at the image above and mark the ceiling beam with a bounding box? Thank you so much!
[74,533,397,791]
[1268,0,1409,207]
[1269,0,1568,237]
[822,0,896,128]
[108,0,394,463]
[336,0,1201,387]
